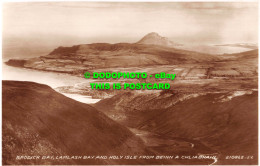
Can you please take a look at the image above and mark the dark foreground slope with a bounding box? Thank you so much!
[2,81,166,165]
[95,90,258,165]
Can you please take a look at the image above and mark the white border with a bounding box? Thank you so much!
[0,1,259,166]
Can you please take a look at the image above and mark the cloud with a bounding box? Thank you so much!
[3,2,258,45]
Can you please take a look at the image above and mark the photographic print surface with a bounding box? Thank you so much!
[2,1,258,165]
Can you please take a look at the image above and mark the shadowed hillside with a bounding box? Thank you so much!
[2,81,167,165]
[94,90,258,165]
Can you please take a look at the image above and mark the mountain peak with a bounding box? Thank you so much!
[137,32,181,47]
[145,32,161,37]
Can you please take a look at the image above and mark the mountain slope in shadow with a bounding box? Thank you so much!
[2,81,167,165]
[94,90,258,165]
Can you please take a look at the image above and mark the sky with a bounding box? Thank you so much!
[2,2,258,52]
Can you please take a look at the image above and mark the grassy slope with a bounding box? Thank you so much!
[2,81,165,165]
[95,91,258,165]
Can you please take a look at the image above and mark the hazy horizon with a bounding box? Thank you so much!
[2,2,258,59]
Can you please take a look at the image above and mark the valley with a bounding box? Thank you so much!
[3,32,258,165]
